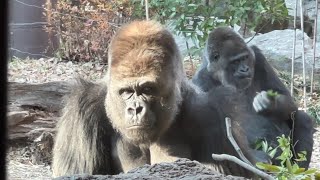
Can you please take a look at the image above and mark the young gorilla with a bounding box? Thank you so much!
[192,27,314,168]
[52,21,272,178]
[52,20,190,177]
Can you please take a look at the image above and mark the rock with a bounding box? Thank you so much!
[247,29,320,76]
[285,0,319,38]
[285,0,319,20]
[54,159,248,180]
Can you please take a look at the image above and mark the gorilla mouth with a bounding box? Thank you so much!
[126,125,152,130]
[238,76,251,80]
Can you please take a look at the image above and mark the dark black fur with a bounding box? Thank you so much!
[192,27,314,168]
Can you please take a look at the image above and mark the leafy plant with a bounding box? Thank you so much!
[267,90,280,98]
[256,135,320,180]
[255,138,278,159]
[131,0,289,57]
[308,105,320,124]
[44,0,132,62]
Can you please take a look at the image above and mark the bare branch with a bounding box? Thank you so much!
[212,154,275,180]
[225,117,252,165]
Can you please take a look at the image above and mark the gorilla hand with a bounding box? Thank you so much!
[253,90,297,121]
[253,91,274,113]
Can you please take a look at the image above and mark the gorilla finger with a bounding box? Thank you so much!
[257,98,267,111]
[253,99,263,112]
[260,95,271,108]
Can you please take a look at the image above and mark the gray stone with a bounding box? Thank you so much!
[54,159,248,180]
[285,0,318,20]
[246,29,320,75]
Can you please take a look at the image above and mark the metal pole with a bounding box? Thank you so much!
[145,0,149,20]
[291,0,299,96]
[311,0,319,94]
[299,0,307,111]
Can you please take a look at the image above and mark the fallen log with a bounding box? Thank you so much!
[7,81,73,141]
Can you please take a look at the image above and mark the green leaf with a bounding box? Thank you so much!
[269,147,278,158]
[304,169,317,175]
[293,167,306,175]
[256,162,281,172]
[267,90,279,98]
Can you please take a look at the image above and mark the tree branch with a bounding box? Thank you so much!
[211,117,275,180]
[225,117,252,165]
[212,154,275,180]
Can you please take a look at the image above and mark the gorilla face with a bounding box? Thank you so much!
[205,28,255,90]
[106,72,178,144]
[104,20,183,145]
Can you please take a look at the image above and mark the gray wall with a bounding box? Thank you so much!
[9,0,58,59]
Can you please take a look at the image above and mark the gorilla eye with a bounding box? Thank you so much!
[232,59,241,65]
[142,86,155,95]
[119,88,134,99]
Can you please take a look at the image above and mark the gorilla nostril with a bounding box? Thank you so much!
[136,106,143,114]
[241,67,248,72]
[127,107,135,115]
[127,106,143,116]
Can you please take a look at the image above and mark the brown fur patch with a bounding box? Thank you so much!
[109,20,177,79]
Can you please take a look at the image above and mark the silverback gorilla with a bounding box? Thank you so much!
[52,20,189,176]
[192,27,314,168]
[53,21,273,178]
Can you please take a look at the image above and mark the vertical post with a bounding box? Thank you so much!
[145,0,149,20]
[291,0,299,96]
[299,0,307,111]
[311,0,319,94]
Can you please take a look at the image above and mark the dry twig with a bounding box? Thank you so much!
[225,117,252,165]
[211,117,275,180]
[211,154,275,180]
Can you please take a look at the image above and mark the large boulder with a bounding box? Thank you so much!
[247,29,320,75]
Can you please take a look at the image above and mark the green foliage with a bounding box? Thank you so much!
[46,0,289,60]
[267,90,279,98]
[131,0,289,56]
[308,105,320,124]
[131,0,224,56]
[256,135,320,180]
[255,138,278,159]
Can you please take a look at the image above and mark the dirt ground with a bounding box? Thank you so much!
[6,58,320,179]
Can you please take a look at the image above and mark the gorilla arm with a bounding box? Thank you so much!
[250,45,297,120]
[250,45,314,168]
[52,79,150,176]
[52,79,113,177]
[149,122,192,164]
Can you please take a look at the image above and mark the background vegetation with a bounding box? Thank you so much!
[44,0,319,124]
[45,0,289,60]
